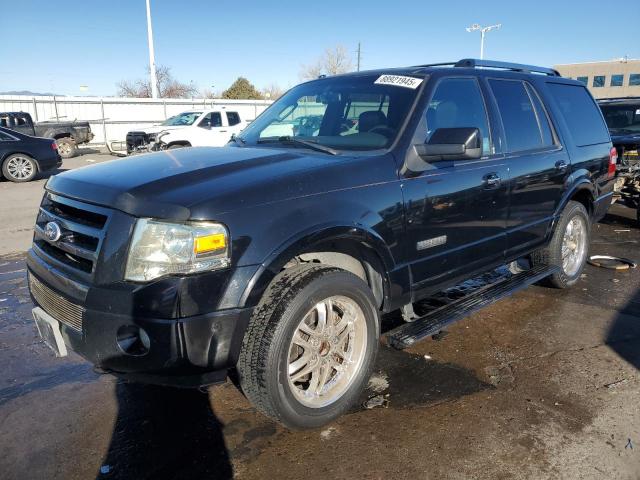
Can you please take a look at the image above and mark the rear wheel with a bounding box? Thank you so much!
[56,137,77,159]
[531,201,590,288]
[237,265,379,429]
[2,154,38,182]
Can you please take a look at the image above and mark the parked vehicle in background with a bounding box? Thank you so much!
[0,112,93,159]
[28,59,615,429]
[125,108,246,154]
[0,127,61,182]
[598,97,640,223]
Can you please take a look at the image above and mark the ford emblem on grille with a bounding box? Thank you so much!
[44,221,62,242]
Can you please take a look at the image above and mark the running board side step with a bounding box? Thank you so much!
[386,265,561,350]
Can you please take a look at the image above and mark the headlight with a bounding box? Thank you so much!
[125,219,230,282]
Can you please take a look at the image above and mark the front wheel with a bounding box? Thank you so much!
[531,200,590,288]
[237,265,379,429]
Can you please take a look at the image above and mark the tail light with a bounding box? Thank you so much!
[51,142,58,150]
[608,146,618,178]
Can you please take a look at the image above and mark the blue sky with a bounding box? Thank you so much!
[1,0,638,96]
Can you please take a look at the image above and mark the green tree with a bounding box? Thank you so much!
[221,77,263,100]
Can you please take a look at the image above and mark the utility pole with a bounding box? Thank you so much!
[146,0,159,98]
[465,23,501,60]
[356,42,361,72]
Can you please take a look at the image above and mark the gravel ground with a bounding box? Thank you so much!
[0,152,638,479]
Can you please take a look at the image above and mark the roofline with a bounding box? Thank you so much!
[555,59,640,67]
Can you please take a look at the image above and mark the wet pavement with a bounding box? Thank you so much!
[0,204,639,479]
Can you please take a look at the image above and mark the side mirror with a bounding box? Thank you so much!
[415,127,482,162]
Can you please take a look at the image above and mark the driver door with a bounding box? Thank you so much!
[192,112,229,146]
[402,76,509,297]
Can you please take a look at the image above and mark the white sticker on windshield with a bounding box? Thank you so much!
[636,109,640,115]
[374,75,423,89]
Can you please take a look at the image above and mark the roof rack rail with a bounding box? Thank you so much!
[454,59,560,76]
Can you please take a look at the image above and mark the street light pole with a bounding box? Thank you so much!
[145,0,159,98]
[466,23,501,60]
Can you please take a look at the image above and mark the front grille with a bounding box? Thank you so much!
[126,131,151,153]
[33,193,111,280]
[29,274,84,332]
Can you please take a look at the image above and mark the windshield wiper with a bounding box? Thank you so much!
[258,136,338,155]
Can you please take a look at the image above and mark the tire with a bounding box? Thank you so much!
[2,154,38,182]
[237,265,380,429]
[56,137,77,159]
[531,200,590,288]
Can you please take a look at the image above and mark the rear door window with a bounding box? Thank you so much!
[489,79,548,152]
[547,83,610,146]
[226,112,241,126]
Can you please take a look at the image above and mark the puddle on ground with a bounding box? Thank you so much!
[356,345,490,411]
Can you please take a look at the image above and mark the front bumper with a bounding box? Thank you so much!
[27,249,256,387]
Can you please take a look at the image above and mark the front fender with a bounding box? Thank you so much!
[237,223,396,309]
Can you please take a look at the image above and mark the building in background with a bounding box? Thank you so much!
[554,58,640,99]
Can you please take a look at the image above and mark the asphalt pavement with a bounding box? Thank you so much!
[0,152,638,479]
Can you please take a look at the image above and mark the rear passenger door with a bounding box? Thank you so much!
[487,79,570,259]
[403,76,509,296]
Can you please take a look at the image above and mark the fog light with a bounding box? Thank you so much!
[116,325,150,356]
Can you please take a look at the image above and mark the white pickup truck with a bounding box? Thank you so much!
[124,108,247,154]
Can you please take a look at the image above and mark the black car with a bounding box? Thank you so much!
[598,97,640,222]
[0,127,61,182]
[27,59,614,429]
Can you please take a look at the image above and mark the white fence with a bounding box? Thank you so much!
[0,95,273,145]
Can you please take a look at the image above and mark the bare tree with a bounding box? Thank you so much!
[117,65,198,98]
[262,83,285,100]
[300,45,354,80]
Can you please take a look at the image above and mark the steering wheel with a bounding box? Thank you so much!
[368,125,396,138]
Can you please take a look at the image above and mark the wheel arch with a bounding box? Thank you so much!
[239,225,395,312]
[546,181,596,240]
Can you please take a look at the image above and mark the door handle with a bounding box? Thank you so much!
[555,160,569,171]
[483,173,501,189]
[219,130,227,133]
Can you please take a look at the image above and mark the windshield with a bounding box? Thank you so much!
[600,103,640,134]
[161,111,203,126]
[238,74,424,151]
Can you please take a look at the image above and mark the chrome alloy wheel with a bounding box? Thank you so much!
[562,215,587,277]
[56,140,72,157]
[287,296,368,408]
[6,156,34,180]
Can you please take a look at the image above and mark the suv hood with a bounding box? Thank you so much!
[46,146,355,220]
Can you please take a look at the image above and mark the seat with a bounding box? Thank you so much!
[358,110,388,133]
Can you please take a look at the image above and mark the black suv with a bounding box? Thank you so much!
[27,59,615,429]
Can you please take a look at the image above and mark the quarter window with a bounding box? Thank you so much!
[547,83,610,146]
[489,79,549,152]
[592,76,605,88]
[0,131,16,141]
[630,74,640,86]
[610,74,624,87]
[424,77,491,155]
[576,76,588,85]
